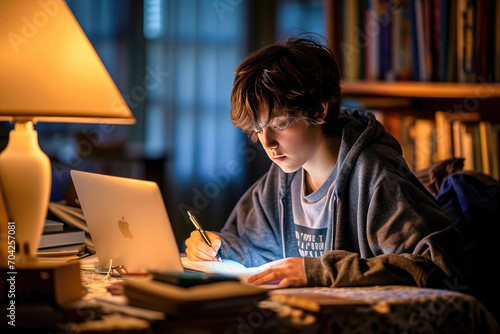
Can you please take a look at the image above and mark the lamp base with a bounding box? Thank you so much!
[0,120,51,257]
[0,260,83,305]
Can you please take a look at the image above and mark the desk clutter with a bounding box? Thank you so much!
[1,198,499,332]
[3,263,498,333]
[3,194,500,333]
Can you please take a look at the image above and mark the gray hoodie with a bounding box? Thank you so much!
[217,109,468,288]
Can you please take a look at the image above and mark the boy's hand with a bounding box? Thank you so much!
[185,230,221,261]
[247,257,307,287]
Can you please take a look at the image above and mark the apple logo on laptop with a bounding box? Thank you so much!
[118,216,133,239]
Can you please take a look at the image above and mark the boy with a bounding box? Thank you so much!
[185,35,467,288]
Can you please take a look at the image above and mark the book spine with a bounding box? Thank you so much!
[435,111,453,160]
[423,0,434,81]
[494,0,500,81]
[365,0,380,80]
[408,0,420,81]
[475,0,488,80]
[439,0,450,81]
[341,0,360,80]
[462,124,475,171]
[452,120,463,158]
[414,118,435,170]
[432,0,441,81]
[457,0,476,82]
[479,121,491,175]
[378,0,392,80]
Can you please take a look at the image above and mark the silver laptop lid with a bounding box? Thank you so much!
[71,170,183,273]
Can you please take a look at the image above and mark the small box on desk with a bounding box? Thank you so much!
[1,260,83,306]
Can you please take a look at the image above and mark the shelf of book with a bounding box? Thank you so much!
[340,81,500,179]
[326,0,500,83]
[327,0,500,180]
[342,81,500,99]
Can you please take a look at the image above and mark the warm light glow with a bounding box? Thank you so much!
[0,0,135,258]
[0,0,135,124]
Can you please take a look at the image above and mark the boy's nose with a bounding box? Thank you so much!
[260,128,278,151]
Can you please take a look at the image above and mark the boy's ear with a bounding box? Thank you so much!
[316,102,328,121]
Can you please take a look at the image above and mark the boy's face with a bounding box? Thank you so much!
[255,112,324,173]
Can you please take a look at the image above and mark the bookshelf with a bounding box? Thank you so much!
[326,0,500,180]
[342,81,500,99]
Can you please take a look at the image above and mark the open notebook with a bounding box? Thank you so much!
[181,258,283,288]
[181,257,263,278]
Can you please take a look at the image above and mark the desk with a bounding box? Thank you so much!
[3,269,499,333]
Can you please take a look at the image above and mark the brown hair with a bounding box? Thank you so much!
[230,34,342,142]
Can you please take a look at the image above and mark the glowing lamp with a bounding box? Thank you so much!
[0,0,135,257]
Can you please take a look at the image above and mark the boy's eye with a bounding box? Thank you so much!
[273,118,293,130]
[254,128,263,134]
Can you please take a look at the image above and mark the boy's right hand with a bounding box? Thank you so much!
[185,230,221,261]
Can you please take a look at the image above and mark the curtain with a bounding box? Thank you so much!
[144,0,248,246]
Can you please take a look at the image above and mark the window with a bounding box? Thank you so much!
[276,0,325,40]
[144,0,245,184]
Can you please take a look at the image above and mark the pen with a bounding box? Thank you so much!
[187,210,222,262]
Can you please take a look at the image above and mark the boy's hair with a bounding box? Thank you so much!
[230,34,342,142]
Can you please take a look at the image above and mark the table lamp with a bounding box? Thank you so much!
[0,1,135,258]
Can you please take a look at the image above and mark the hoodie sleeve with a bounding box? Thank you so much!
[304,171,469,289]
[215,165,286,267]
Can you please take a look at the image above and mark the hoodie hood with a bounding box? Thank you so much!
[277,108,403,200]
[334,108,403,196]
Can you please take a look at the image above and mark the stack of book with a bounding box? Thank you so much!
[37,219,85,259]
[36,201,95,260]
[47,201,95,254]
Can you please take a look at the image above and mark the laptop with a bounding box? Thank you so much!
[70,170,184,273]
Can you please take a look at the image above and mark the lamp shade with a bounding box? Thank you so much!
[0,0,135,124]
